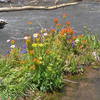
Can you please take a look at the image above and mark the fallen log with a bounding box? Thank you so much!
[46,2,79,10]
[0,2,79,12]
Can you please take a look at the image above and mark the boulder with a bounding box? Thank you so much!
[0,19,8,29]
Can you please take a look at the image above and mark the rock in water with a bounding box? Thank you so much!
[0,0,11,3]
[0,19,8,29]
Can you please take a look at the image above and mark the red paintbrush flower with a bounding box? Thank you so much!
[53,18,59,24]
[66,21,71,25]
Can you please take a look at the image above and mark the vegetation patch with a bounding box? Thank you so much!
[0,13,100,99]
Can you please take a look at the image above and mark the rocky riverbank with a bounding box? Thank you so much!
[0,0,100,8]
[0,0,78,8]
[83,0,100,1]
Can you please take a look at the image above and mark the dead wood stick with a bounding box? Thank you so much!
[0,2,79,12]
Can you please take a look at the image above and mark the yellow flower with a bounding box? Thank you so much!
[32,43,44,47]
[25,36,33,50]
[35,38,40,42]
[11,40,16,44]
[38,43,44,47]
[32,43,38,47]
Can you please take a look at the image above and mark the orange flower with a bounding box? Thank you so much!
[46,49,51,54]
[20,60,27,64]
[56,23,62,26]
[29,50,34,55]
[56,23,62,29]
[60,28,67,35]
[27,21,33,25]
[53,18,59,24]
[66,21,71,25]
[60,27,74,35]
[30,66,36,70]
[33,58,42,64]
[82,40,87,44]
[66,27,74,35]
[50,29,56,33]
[72,36,77,40]
[79,45,83,49]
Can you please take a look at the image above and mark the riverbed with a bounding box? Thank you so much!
[44,67,100,100]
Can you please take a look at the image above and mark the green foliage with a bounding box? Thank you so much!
[0,15,100,99]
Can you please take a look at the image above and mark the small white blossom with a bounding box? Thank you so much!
[75,39,80,43]
[92,51,100,61]
[43,33,48,36]
[6,39,10,43]
[33,33,38,38]
[41,28,47,33]
[65,60,70,67]
[24,36,29,40]
[92,52,97,57]
[10,45,16,48]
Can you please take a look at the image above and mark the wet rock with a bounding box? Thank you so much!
[0,0,11,3]
[0,19,8,29]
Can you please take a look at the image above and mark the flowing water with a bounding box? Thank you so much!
[0,2,100,100]
[0,2,100,51]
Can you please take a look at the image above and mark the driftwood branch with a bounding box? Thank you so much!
[0,2,79,12]
[63,79,78,84]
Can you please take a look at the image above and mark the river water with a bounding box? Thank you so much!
[0,2,100,51]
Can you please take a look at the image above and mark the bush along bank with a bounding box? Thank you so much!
[0,14,100,99]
